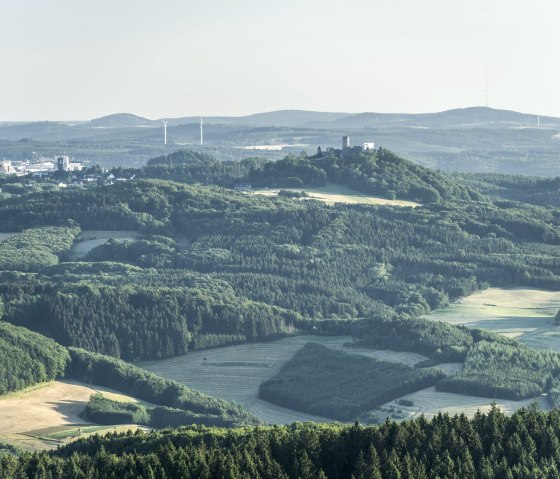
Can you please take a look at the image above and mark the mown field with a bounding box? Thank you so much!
[371,386,549,423]
[426,287,560,347]
[139,336,345,424]
[0,380,146,451]
[139,333,536,425]
[140,335,431,424]
[252,182,421,207]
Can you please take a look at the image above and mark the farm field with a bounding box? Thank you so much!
[67,230,140,259]
[374,386,549,423]
[252,182,420,207]
[139,335,497,424]
[0,380,145,451]
[426,287,560,349]
[139,336,347,424]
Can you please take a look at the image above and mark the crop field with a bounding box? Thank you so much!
[252,182,420,207]
[426,287,560,350]
[67,230,140,259]
[0,380,144,451]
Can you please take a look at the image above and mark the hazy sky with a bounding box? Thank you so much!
[0,0,557,120]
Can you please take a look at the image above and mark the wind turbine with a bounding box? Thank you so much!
[200,116,204,146]
[162,120,168,145]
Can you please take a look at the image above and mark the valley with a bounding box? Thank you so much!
[140,284,560,425]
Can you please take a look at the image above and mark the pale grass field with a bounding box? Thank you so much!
[427,287,560,350]
[252,182,420,207]
[141,287,560,425]
[67,230,140,259]
[236,144,308,151]
[377,387,549,422]
[140,336,463,425]
[0,380,144,451]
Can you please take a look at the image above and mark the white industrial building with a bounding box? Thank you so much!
[0,161,14,174]
[56,155,82,172]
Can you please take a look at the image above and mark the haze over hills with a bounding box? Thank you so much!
[1,106,559,177]
[1,106,555,130]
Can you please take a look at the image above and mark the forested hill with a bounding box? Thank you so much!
[454,172,560,208]
[4,406,560,478]
[1,173,560,363]
[144,147,482,203]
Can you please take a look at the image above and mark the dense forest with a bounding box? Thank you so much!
[454,172,560,208]
[353,316,474,361]
[0,226,79,271]
[437,340,560,400]
[1,172,559,363]
[8,282,295,360]
[84,392,257,429]
[0,322,69,395]
[259,343,443,420]
[5,406,560,478]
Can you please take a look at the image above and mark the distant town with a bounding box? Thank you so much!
[0,154,133,190]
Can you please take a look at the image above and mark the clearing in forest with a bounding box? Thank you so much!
[252,182,421,207]
[67,230,140,259]
[139,335,454,424]
[372,386,549,423]
[426,287,560,350]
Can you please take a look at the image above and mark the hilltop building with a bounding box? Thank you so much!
[317,137,376,159]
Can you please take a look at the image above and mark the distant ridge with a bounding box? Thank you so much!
[2,107,558,130]
[0,107,558,142]
[157,107,560,129]
[89,113,155,128]
[321,106,559,129]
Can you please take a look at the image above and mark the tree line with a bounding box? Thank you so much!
[4,406,560,477]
